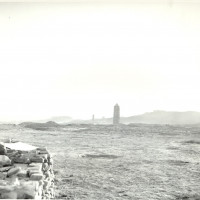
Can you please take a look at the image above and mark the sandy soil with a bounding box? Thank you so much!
[0,124,200,200]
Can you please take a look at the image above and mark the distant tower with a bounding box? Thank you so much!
[113,104,120,125]
[92,114,95,124]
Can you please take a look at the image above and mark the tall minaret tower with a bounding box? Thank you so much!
[92,114,95,124]
[113,104,120,125]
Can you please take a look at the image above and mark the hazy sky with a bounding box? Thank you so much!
[0,1,200,121]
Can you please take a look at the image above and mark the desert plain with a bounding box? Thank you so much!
[0,123,200,200]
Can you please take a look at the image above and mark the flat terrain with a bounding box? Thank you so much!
[0,124,200,200]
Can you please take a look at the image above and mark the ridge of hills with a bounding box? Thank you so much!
[120,110,200,124]
[79,110,200,125]
[1,111,200,126]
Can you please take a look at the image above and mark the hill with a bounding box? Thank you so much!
[16,111,200,125]
[78,111,200,125]
[19,121,60,130]
[121,110,200,124]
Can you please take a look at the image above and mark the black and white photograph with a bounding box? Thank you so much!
[0,0,200,199]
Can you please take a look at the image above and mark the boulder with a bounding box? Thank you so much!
[0,185,14,193]
[17,170,28,178]
[17,189,36,199]
[28,169,41,177]
[0,172,7,179]
[44,171,51,179]
[0,155,11,166]
[0,166,13,172]
[0,179,8,186]
[6,151,19,159]
[17,181,39,199]
[13,156,30,164]
[28,163,43,171]
[7,167,21,177]
[42,163,49,171]
[13,163,28,170]
[30,157,44,163]
[10,177,20,186]
[30,173,44,181]
[28,166,42,172]
[1,191,18,199]
[0,144,7,155]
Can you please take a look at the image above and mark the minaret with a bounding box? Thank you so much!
[92,114,95,124]
[113,104,120,125]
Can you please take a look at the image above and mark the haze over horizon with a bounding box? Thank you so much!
[0,1,200,121]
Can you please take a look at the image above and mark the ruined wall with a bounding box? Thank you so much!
[0,141,55,199]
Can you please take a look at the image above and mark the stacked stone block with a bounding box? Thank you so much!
[0,142,54,199]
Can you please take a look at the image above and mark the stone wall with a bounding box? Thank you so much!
[0,140,54,199]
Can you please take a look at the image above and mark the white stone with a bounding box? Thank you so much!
[7,167,21,177]
[0,155,11,166]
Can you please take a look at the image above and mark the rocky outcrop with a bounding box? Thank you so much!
[0,142,54,199]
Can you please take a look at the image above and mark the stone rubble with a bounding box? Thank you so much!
[0,141,55,199]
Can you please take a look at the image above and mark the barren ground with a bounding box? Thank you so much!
[0,124,200,200]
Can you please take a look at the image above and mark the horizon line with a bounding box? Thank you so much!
[0,109,200,123]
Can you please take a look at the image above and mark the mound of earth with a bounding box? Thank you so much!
[19,121,60,130]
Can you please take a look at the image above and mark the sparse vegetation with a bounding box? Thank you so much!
[0,124,200,199]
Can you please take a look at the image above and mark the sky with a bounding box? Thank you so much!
[0,1,200,121]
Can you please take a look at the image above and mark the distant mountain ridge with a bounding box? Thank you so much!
[47,116,72,123]
[86,111,200,125]
[19,116,72,124]
[2,111,200,125]
[0,116,72,124]
[120,110,200,124]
